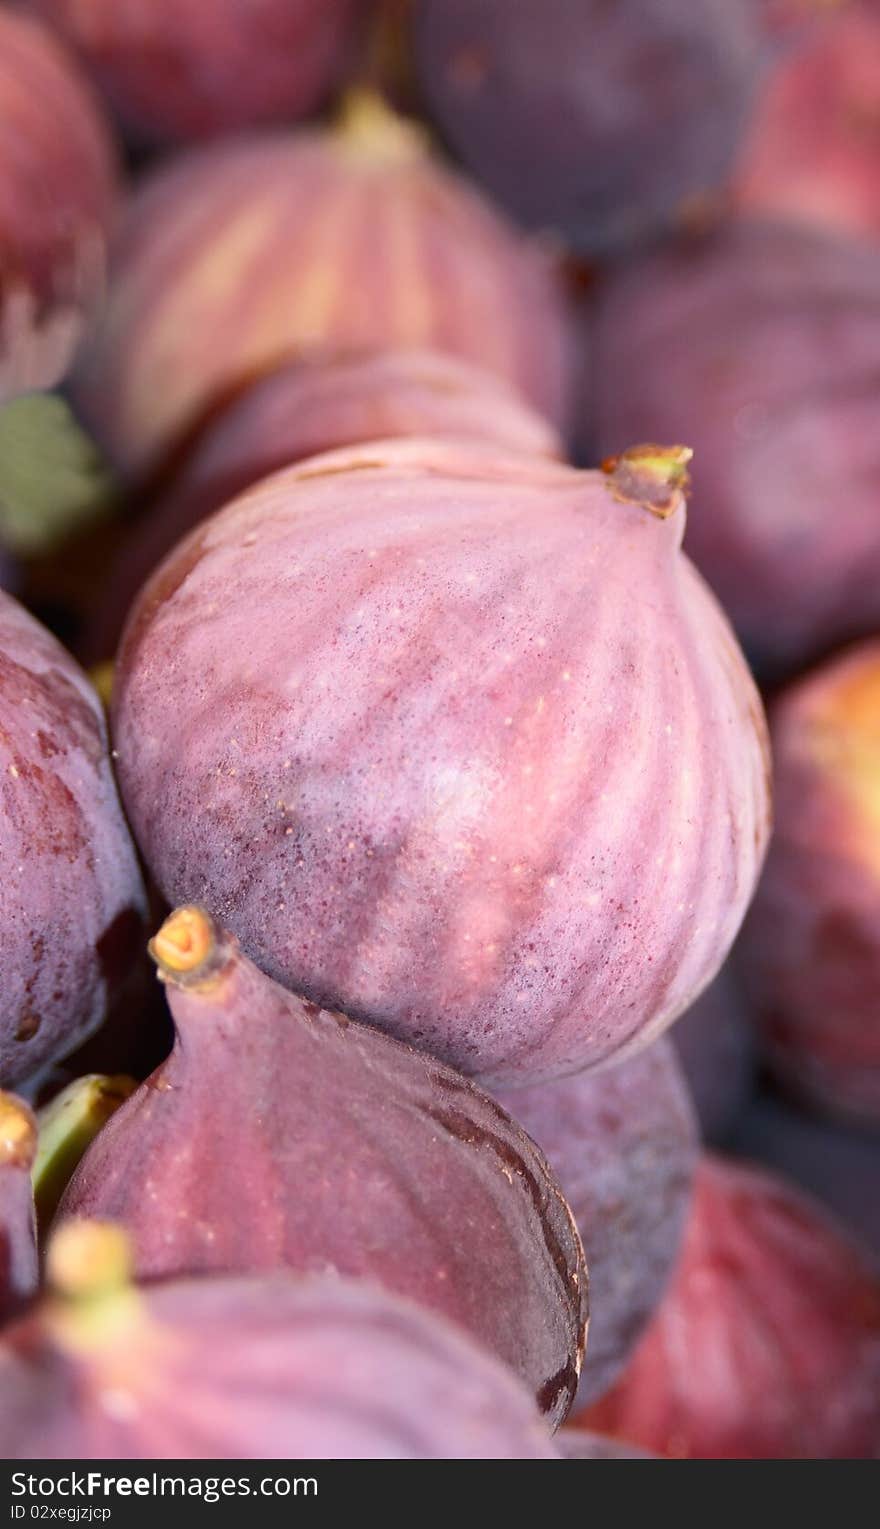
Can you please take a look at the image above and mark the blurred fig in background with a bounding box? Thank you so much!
[24,0,371,148]
[0,1092,38,1321]
[578,1155,880,1459]
[88,347,563,659]
[557,1431,657,1460]
[72,93,573,479]
[494,1038,697,1407]
[739,641,880,1127]
[412,0,762,254]
[734,2,880,240]
[672,965,756,1143]
[593,221,880,676]
[0,591,146,1087]
[0,10,117,403]
[112,440,770,1084]
[0,1223,561,1459]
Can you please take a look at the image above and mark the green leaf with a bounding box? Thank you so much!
[0,393,118,556]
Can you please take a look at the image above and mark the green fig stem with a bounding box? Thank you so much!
[335,87,429,165]
[601,443,693,520]
[34,1075,137,1233]
[149,905,231,991]
[0,1091,38,1171]
[45,1221,141,1348]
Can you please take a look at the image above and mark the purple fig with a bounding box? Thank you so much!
[0,591,146,1086]
[59,906,588,1426]
[113,439,770,1084]
[494,1038,697,1406]
[672,965,757,1143]
[558,1430,658,1460]
[0,1221,561,1458]
[0,1092,38,1321]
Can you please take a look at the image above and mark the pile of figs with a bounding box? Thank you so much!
[0,0,878,1465]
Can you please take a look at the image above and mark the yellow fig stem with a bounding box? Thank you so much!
[149,905,232,991]
[0,1091,38,1170]
[335,87,429,165]
[45,1221,142,1350]
[602,443,693,520]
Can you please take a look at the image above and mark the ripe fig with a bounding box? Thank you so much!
[113,439,770,1084]
[0,1092,38,1321]
[671,965,756,1143]
[578,1156,880,1459]
[734,3,880,239]
[593,221,880,674]
[739,641,880,1126]
[0,591,146,1087]
[89,347,563,660]
[24,0,370,148]
[0,1222,561,1458]
[0,10,117,403]
[33,1074,136,1232]
[558,1431,657,1460]
[494,1038,697,1406]
[413,0,762,254]
[71,93,573,479]
[59,907,588,1426]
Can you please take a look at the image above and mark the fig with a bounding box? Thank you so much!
[59,906,588,1426]
[0,10,117,403]
[578,1156,880,1459]
[0,1092,38,1321]
[593,221,880,674]
[89,346,564,660]
[671,965,756,1143]
[24,0,370,148]
[412,0,762,254]
[494,1038,697,1406]
[71,93,573,479]
[33,1074,136,1232]
[0,590,146,1086]
[734,3,880,239]
[558,1431,657,1460]
[0,1221,561,1458]
[112,439,771,1084]
[739,641,880,1125]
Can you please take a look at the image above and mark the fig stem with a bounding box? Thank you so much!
[335,87,429,165]
[149,905,230,989]
[46,1221,132,1304]
[601,443,693,520]
[0,1091,38,1170]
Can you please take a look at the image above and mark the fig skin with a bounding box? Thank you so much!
[59,907,588,1427]
[593,221,880,675]
[739,641,880,1126]
[671,965,756,1143]
[578,1155,880,1459]
[0,1223,561,1459]
[0,9,117,404]
[0,1092,38,1321]
[413,0,762,255]
[24,0,369,149]
[89,346,564,660]
[112,438,771,1084]
[558,1431,657,1460]
[494,1038,697,1407]
[0,592,146,1087]
[71,95,573,479]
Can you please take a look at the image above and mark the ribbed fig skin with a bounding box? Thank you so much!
[59,917,588,1426]
[0,1270,561,1459]
[577,1156,880,1459]
[494,1038,697,1406]
[25,0,369,148]
[739,641,880,1125]
[90,347,563,660]
[71,106,573,478]
[413,0,762,254]
[0,591,146,1085]
[0,1094,38,1321]
[112,439,770,1084]
[672,965,756,1143]
[0,10,117,403]
[733,3,880,239]
[593,221,880,674]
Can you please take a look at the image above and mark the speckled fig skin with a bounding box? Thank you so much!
[59,908,588,1426]
[89,347,563,660]
[733,3,880,240]
[672,964,756,1143]
[578,1156,880,1459]
[71,95,573,479]
[739,642,880,1126]
[113,439,770,1084]
[0,1225,561,1460]
[0,1093,38,1321]
[413,0,762,255]
[593,221,880,676]
[0,10,117,403]
[0,591,146,1086]
[494,1038,697,1407]
[25,0,369,149]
